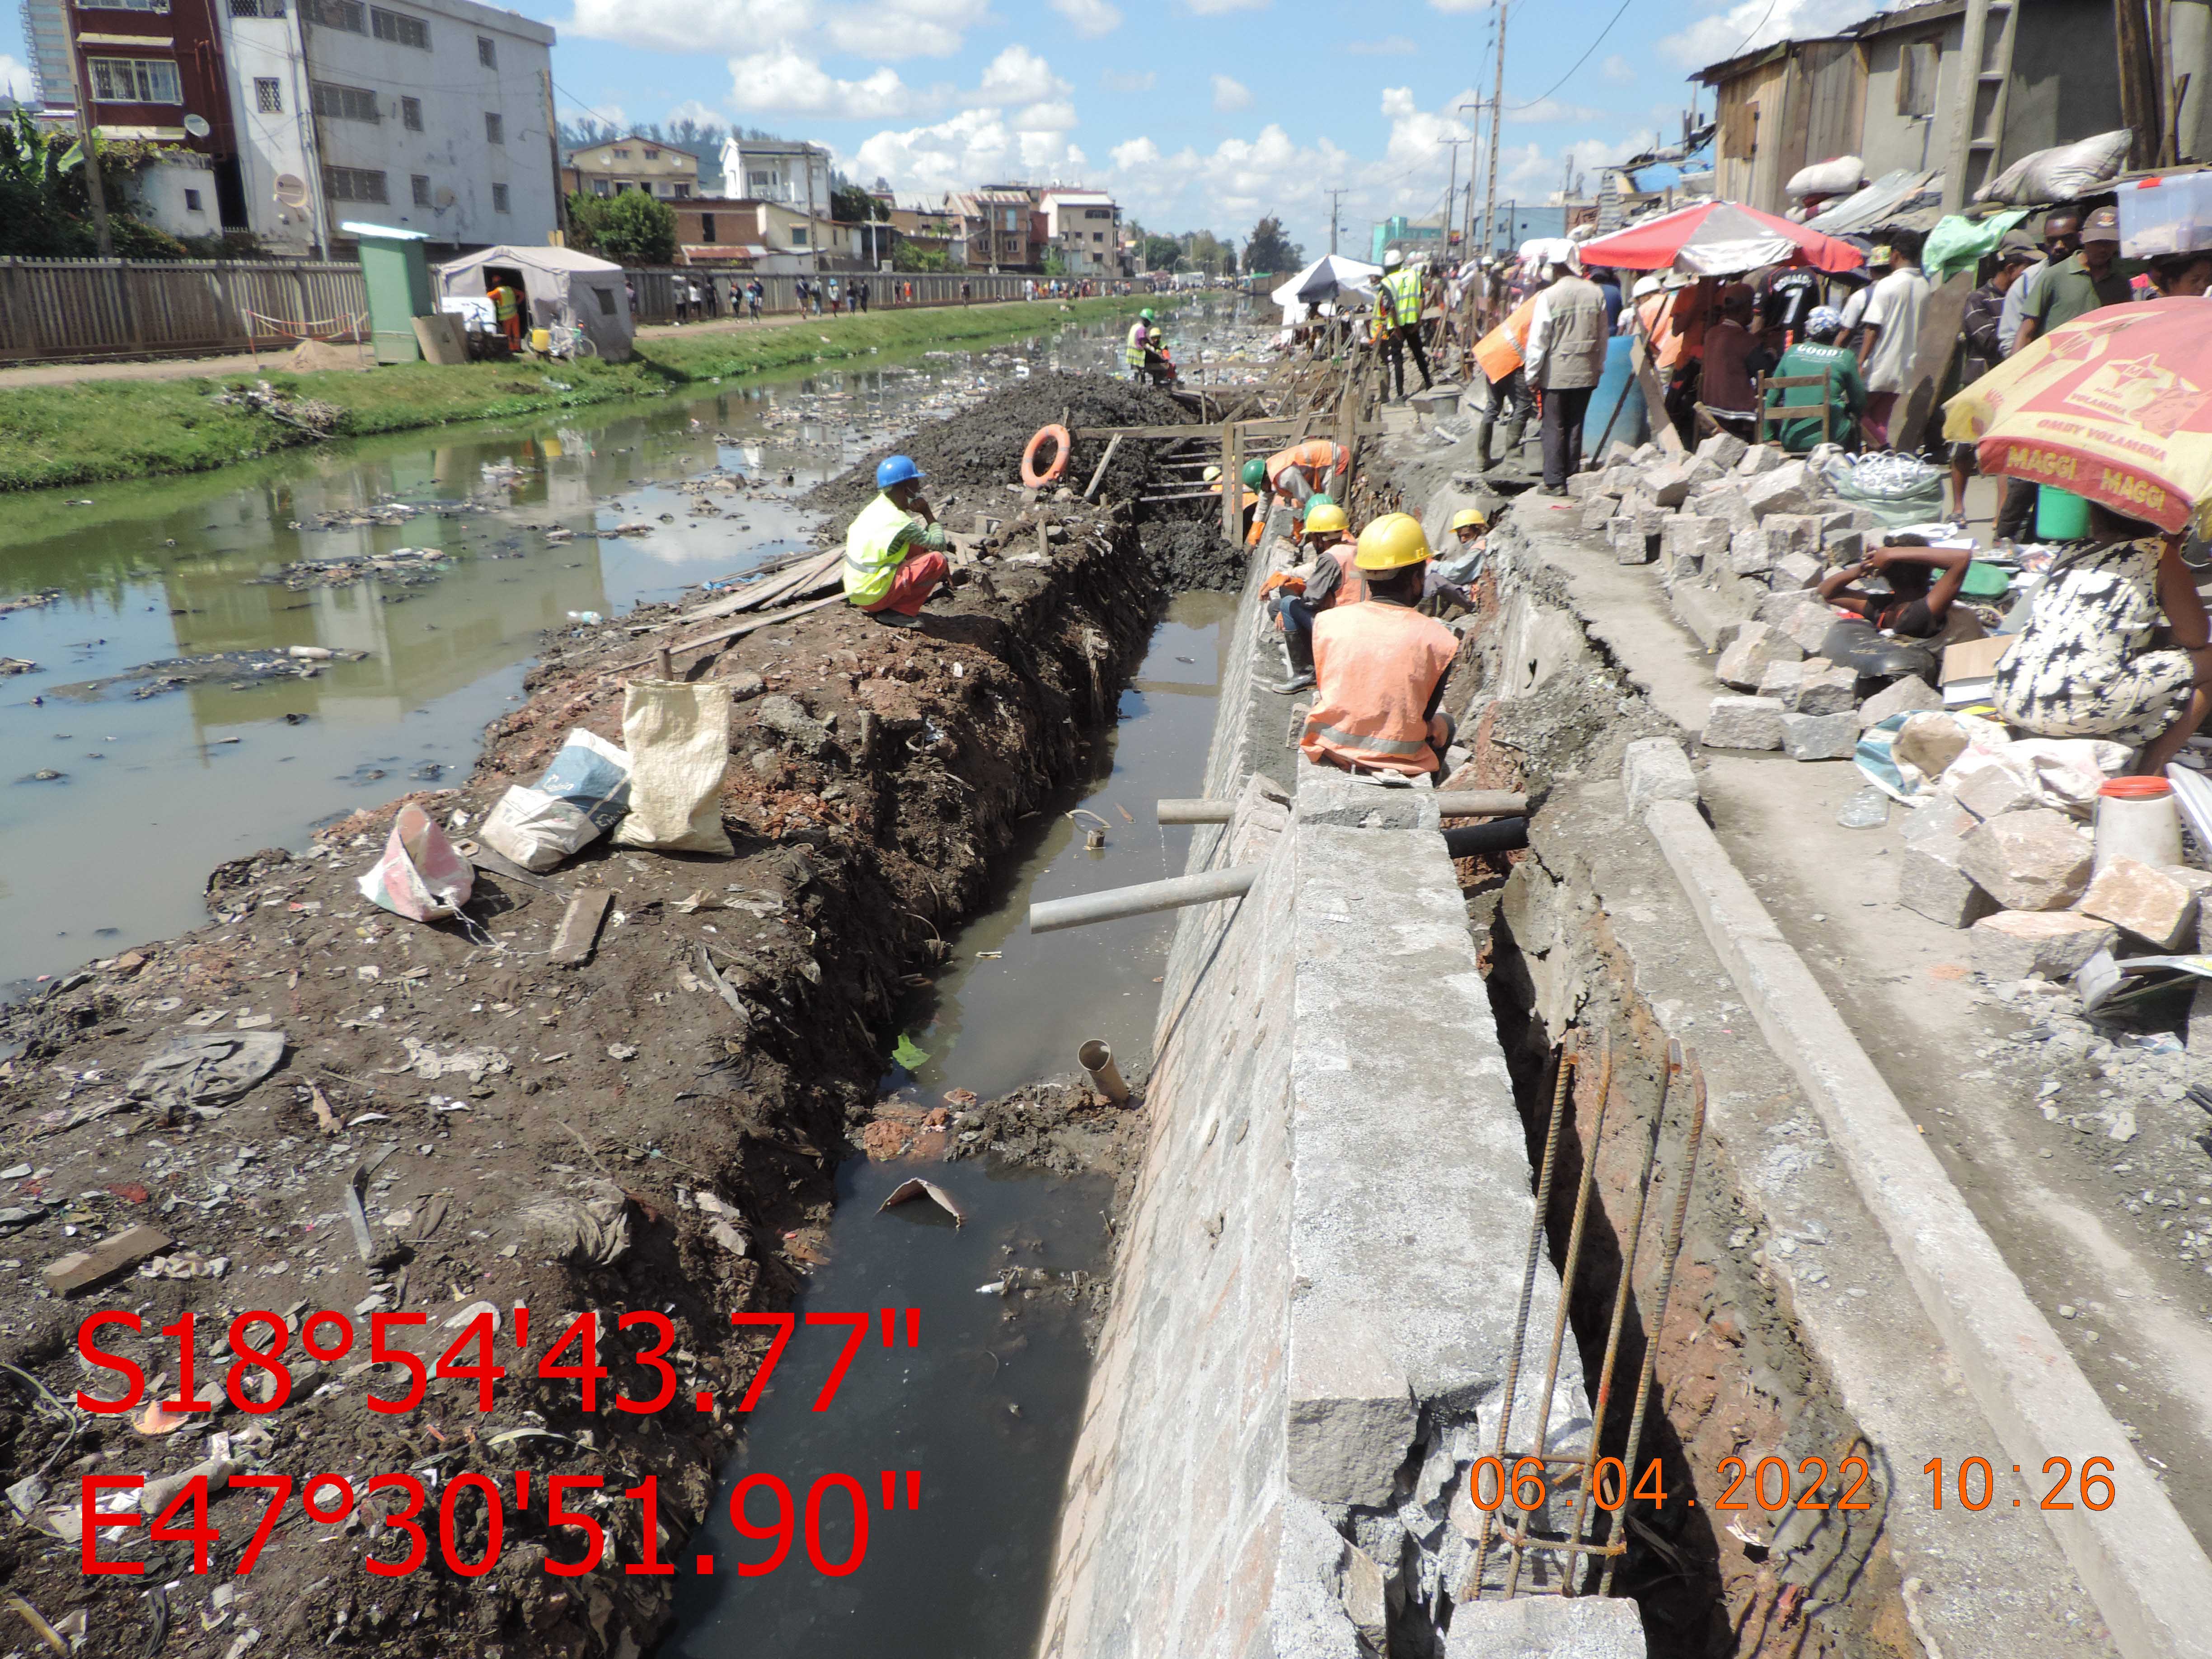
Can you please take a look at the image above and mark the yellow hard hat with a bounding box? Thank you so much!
[1450,507,1488,532]
[1303,501,1349,535]
[1353,511,1431,571]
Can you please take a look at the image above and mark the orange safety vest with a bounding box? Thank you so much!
[1301,601,1459,776]
[1265,439,1347,493]
[1318,542,1368,609]
[1472,296,1537,384]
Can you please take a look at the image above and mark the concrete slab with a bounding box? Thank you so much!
[1444,1596,1647,1658]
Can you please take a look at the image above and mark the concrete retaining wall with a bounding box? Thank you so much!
[1040,562,1645,1657]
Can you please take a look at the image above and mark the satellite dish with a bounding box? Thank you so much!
[273,173,309,208]
[433,186,455,209]
[183,112,211,138]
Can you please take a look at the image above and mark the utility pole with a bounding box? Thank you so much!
[60,37,114,258]
[1480,0,1508,261]
[541,69,568,243]
[1439,137,1464,256]
[1455,101,1481,254]
[1326,187,1347,255]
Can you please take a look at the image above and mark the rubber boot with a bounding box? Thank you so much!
[1476,416,1495,470]
[1268,632,1316,694]
[1499,414,1528,466]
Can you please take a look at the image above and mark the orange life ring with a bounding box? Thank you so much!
[1021,423,1072,487]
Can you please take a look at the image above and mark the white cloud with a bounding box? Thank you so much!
[851,106,1087,191]
[1425,0,1486,11]
[1015,98,1079,131]
[1379,85,1478,166]
[824,0,991,59]
[1101,68,1155,92]
[567,0,812,55]
[974,43,1069,104]
[1659,0,1877,68]
[1211,75,1252,112]
[1601,53,1636,84]
[1051,0,1123,37]
[726,44,915,117]
[1505,98,1609,125]
[1346,35,1416,54]
[1110,135,1162,169]
[561,99,630,130]
[1185,0,1266,12]
[666,98,722,126]
[0,53,35,100]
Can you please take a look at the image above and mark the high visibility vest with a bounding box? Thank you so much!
[1319,543,1368,609]
[1126,322,1149,366]
[489,285,517,322]
[1473,297,1537,384]
[842,492,915,607]
[1266,439,1346,493]
[1301,601,1458,776]
[1383,267,1423,328]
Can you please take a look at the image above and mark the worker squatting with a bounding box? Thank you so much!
[835,437,1486,780]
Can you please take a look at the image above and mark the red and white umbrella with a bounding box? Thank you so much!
[1577,201,1866,278]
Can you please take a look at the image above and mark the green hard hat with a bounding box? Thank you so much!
[1302,492,1336,519]
[1140,308,1156,321]
[1241,458,1266,488]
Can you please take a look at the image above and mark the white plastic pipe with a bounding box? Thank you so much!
[1028,865,1259,933]
[1078,1039,1130,1103]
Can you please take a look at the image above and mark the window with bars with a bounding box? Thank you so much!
[412,173,430,206]
[370,6,426,46]
[253,76,281,111]
[231,0,286,15]
[80,0,171,13]
[476,34,494,66]
[305,0,364,30]
[88,57,182,102]
[492,182,509,212]
[401,94,421,129]
[483,111,501,143]
[311,81,379,121]
[324,165,387,202]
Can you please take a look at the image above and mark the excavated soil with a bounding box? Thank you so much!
[0,384,1198,1659]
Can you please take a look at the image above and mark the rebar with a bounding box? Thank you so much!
[1502,1026,1614,1599]
[1598,1044,1708,1596]
[1465,1037,1578,1601]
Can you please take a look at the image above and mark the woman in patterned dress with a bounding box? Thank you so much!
[1992,503,2212,774]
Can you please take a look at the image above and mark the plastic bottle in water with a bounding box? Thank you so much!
[567,609,603,625]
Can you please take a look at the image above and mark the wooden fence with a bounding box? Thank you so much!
[0,258,1120,366]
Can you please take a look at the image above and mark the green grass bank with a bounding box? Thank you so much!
[0,294,1174,495]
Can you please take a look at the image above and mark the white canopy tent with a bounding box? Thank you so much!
[1270,253,1382,325]
[435,245,635,361]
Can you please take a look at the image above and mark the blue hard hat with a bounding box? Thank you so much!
[876,455,924,488]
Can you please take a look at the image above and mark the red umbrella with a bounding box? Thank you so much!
[1577,200,1866,277]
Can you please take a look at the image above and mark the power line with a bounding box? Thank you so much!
[1502,0,1636,111]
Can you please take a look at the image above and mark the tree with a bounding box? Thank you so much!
[830,181,886,223]
[891,240,948,272]
[566,188,678,265]
[1242,215,1301,276]
[0,111,185,258]
[1141,234,1180,270]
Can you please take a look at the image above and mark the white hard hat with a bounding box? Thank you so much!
[1384,249,1404,269]
[1631,274,1663,298]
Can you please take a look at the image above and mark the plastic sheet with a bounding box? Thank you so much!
[482,728,632,872]
[356,802,473,921]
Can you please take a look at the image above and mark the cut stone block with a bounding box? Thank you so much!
[1770,551,1823,590]
[1755,660,1804,706]
[1960,808,2095,911]
[1858,675,1943,728]
[1286,1322,1416,1506]
[1782,709,1859,759]
[1604,440,1640,468]
[1903,791,1977,847]
[1696,486,1758,537]
[1566,473,1603,501]
[1703,695,1786,750]
[1642,460,1698,506]
[1672,575,1764,651]
[1954,762,2040,822]
[1971,911,2118,981]
[2193,980,2212,1054]
[1623,737,1700,813]
[1899,817,1998,928]
[1728,528,1774,576]
[2077,857,2200,950]
[1581,495,1622,532]
[1659,516,1728,576]
[1735,443,1786,476]
[1892,711,1968,779]
[1745,463,1815,520]
[1714,621,1804,690]
[1795,665,1860,716]
[1761,513,1821,560]
[1695,430,1748,470]
[1600,464,1640,497]
[1607,517,1657,565]
[1824,529,1866,563]
[1345,1545,1390,1650]
[1444,1598,1648,1659]
[1631,441,1660,464]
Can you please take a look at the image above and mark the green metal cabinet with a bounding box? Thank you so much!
[347,221,435,364]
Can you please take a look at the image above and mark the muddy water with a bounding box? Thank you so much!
[0,315,1182,997]
[664,593,1232,1657]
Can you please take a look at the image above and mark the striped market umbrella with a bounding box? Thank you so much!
[1944,296,2212,534]
[1576,200,1867,277]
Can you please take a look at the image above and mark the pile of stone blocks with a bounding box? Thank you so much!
[1573,434,1930,764]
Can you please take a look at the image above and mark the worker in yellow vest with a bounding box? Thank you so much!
[1300,513,1460,777]
[1375,251,1433,403]
[1125,308,1162,380]
[487,279,523,352]
[842,455,950,628]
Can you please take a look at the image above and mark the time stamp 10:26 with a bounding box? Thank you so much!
[1462,1453,2119,1514]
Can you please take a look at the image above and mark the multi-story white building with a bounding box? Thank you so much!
[217,0,556,255]
[1039,190,1120,276]
[560,136,699,200]
[718,135,830,213]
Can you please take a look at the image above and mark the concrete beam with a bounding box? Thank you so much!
[1641,794,2212,1659]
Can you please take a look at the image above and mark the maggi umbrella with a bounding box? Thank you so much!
[1944,296,2212,534]
[1576,200,1866,277]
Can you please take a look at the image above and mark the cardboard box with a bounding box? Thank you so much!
[1940,633,2015,707]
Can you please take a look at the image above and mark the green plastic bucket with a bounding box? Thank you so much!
[2036,486,2090,540]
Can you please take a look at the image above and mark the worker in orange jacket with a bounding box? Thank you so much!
[1264,498,1361,693]
[1472,295,1537,470]
[1301,513,1461,778]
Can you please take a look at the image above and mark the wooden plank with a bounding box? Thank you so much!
[661,548,841,629]
[549,889,614,966]
[44,1224,172,1294]
[1896,272,1973,455]
[615,592,845,671]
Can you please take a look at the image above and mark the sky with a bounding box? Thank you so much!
[0,0,1889,257]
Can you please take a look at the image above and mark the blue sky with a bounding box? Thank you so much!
[0,0,1878,255]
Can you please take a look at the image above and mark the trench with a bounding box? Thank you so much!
[0,305,1221,996]
[664,590,1232,1655]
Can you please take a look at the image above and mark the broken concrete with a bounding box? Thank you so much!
[1713,622,1803,691]
[2076,856,2201,950]
[1959,809,2095,912]
[1858,675,1944,728]
[1970,911,2118,981]
[1703,695,1786,750]
[1781,709,1859,760]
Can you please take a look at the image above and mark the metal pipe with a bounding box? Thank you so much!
[1078,1039,1130,1103]
[1157,798,1233,824]
[1156,790,1526,825]
[1440,818,1528,859]
[1028,864,1258,933]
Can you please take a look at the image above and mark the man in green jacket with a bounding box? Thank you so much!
[1762,305,1866,454]
[843,455,950,627]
